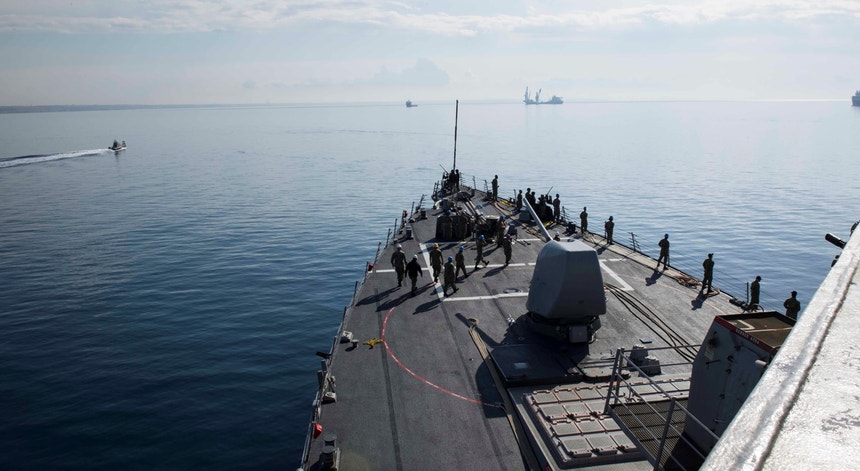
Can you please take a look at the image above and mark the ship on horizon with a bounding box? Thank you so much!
[524,86,563,105]
[853,90,859,106]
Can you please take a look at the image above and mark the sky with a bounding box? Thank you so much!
[0,0,858,105]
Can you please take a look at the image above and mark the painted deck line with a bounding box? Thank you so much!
[376,259,634,292]
[600,259,634,292]
[442,292,530,302]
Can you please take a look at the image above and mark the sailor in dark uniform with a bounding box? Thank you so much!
[455,246,468,279]
[515,190,523,212]
[502,235,512,265]
[391,244,407,287]
[443,256,458,295]
[496,215,506,246]
[701,253,714,293]
[474,235,489,270]
[604,216,614,244]
[750,276,762,309]
[429,243,443,282]
[491,175,499,201]
[580,207,588,234]
[552,194,561,223]
[657,234,670,269]
[783,291,801,319]
[405,254,423,295]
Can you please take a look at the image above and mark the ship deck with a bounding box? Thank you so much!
[301,180,746,471]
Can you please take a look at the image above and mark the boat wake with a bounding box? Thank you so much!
[0,149,112,169]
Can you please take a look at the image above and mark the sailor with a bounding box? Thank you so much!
[783,291,801,320]
[604,216,614,245]
[496,215,506,246]
[553,232,561,241]
[443,256,458,295]
[580,207,588,234]
[525,188,535,208]
[491,175,499,202]
[701,253,714,293]
[405,254,424,296]
[750,276,762,309]
[112,139,118,148]
[657,233,670,269]
[390,244,407,287]
[508,222,518,242]
[515,190,523,212]
[502,234,513,265]
[553,194,561,223]
[429,243,443,282]
[474,235,489,270]
[455,246,468,279]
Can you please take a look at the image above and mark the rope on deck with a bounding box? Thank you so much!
[675,275,700,288]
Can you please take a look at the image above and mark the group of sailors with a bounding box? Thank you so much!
[433,172,808,318]
[443,169,460,193]
[514,188,562,223]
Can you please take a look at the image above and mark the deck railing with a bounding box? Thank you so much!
[604,346,719,471]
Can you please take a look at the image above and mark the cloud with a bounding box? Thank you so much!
[359,58,450,87]
[292,58,449,89]
[1,1,857,34]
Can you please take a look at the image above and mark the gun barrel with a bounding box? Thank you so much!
[825,233,846,249]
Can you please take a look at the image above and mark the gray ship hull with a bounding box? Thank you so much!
[298,174,781,470]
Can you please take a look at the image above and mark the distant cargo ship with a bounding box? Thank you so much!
[853,90,860,106]
[406,100,418,108]
[523,86,563,105]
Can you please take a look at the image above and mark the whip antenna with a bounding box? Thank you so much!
[452,100,459,171]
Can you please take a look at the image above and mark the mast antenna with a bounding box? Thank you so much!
[452,100,459,171]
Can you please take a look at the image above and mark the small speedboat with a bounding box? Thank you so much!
[109,140,126,152]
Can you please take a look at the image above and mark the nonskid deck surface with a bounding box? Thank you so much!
[303,185,742,471]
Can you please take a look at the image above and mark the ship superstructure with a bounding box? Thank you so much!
[524,87,563,105]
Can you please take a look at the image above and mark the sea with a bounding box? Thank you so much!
[1,101,858,470]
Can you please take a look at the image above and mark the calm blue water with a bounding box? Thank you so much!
[1,102,858,470]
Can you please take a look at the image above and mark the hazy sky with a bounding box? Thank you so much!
[1,1,858,105]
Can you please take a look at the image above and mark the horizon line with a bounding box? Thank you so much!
[0,98,851,114]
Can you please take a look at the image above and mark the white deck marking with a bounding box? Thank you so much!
[600,259,634,291]
[443,292,529,302]
[379,244,636,301]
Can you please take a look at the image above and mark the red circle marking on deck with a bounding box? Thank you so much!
[381,307,499,408]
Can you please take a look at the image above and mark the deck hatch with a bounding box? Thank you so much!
[559,437,592,459]
[538,403,568,420]
[551,421,579,437]
[586,435,619,455]
[576,419,603,434]
[520,385,645,468]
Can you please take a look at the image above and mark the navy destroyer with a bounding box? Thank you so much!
[853,90,860,106]
[298,103,860,470]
